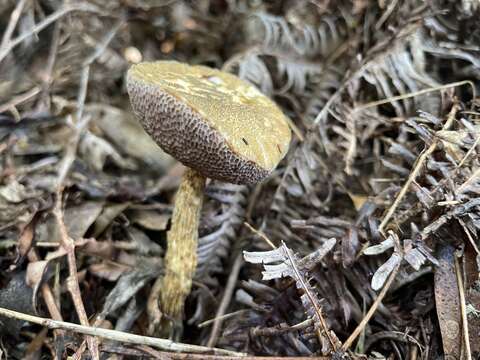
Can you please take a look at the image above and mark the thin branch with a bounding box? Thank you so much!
[457,132,480,169]
[251,319,314,337]
[38,21,62,108]
[50,18,125,359]
[136,347,328,360]
[198,310,249,328]
[244,222,276,249]
[52,198,99,359]
[0,306,245,357]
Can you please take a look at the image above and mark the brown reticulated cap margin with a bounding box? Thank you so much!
[126,61,291,185]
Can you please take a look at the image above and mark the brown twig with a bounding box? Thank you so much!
[27,248,66,350]
[51,19,125,358]
[38,21,62,109]
[251,319,314,337]
[355,81,475,112]
[52,198,99,359]
[0,306,245,357]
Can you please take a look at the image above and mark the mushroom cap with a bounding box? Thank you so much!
[126,61,291,184]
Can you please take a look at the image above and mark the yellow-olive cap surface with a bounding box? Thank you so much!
[127,61,291,184]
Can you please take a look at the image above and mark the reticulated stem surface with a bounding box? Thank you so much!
[160,167,206,319]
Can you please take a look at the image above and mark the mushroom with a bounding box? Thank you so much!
[126,60,291,319]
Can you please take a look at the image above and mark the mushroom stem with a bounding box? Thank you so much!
[160,167,206,319]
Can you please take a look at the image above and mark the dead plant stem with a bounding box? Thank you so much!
[53,199,100,359]
[0,306,245,357]
[244,222,276,249]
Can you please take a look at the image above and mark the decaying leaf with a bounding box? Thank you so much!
[128,209,169,231]
[0,273,35,337]
[35,201,104,243]
[89,262,131,282]
[434,245,461,358]
[98,260,162,319]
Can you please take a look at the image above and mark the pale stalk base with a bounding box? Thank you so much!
[160,168,205,319]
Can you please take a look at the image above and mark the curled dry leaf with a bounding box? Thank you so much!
[363,236,394,255]
[371,252,402,291]
[25,260,49,310]
[98,261,162,320]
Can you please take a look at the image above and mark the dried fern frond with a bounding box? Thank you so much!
[249,12,344,57]
[244,239,338,354]
[196,181,248,279]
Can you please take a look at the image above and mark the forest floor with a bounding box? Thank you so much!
[0,0,479,359]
